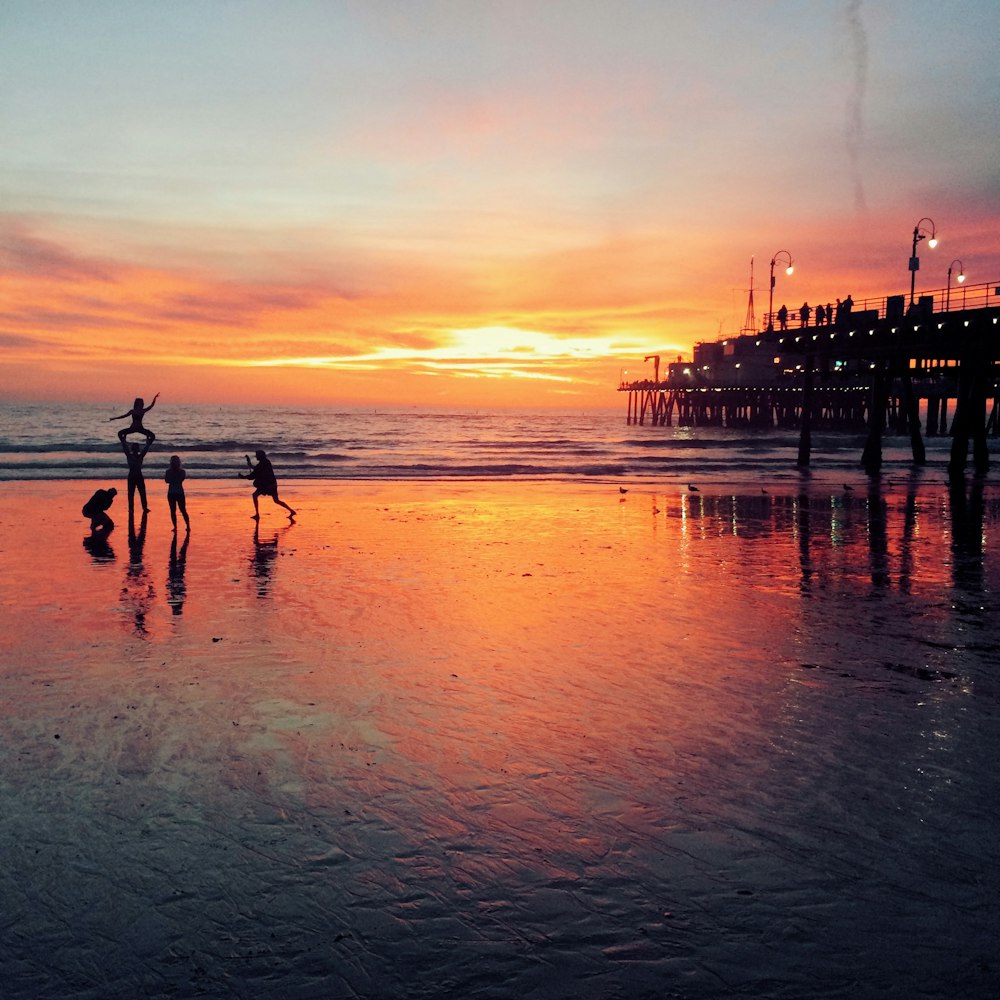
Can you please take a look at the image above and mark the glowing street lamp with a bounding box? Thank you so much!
[768,250,794,331]
[946,259,966,311]
[908,217,938,307]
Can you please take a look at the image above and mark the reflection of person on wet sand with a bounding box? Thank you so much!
[250,522,283,598]
[167,531,189,615]
[164,455,191,532]
[240,449,296,519]
[124,509,153,636]
[122,437,152,514]
[110,393,159,444]
[82,486,117,534]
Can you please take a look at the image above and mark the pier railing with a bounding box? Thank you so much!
[761,280,999,331]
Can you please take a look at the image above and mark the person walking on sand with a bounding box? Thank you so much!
[82,486,118,534]
[241,449,296,519]
[122,436,152,514]
[110,392,159,444]
[164,454,190,532]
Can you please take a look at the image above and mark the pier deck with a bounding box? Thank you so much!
[619,281,1000,477]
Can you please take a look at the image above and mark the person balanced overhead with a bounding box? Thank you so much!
[110,392,159,444]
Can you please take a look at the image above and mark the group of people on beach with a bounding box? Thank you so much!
[81,393,296,536]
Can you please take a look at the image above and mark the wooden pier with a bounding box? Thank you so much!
[619,283,1000,478]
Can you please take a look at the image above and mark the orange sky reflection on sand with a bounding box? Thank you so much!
[2,479,1000,994]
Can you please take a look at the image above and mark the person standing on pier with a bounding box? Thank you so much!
[816,304,826,326]
[777,304,788,331]
[825,302,833,325]
[842,295,854,327]
[800,302,812,327]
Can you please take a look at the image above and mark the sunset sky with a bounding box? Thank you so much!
[2,0,999,409]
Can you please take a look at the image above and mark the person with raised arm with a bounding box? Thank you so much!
[240,449,296,520]
[110,392,159,444]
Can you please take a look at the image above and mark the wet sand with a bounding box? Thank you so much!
[2,478,999,999]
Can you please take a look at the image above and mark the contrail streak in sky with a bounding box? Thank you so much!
[845,0,868,213]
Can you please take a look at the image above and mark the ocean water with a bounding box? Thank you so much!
[0,400,962,485]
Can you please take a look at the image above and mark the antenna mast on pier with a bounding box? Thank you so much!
[740,256,757,335]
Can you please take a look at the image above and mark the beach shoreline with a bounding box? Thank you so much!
[2,479,999,998]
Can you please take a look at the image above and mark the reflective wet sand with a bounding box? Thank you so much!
[2,479,999,998]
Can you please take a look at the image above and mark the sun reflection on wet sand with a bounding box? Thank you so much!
[1,479,999,998]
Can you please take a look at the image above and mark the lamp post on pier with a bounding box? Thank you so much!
[908,217,938,307]
[946,259,965,311]
[768,250,794,331]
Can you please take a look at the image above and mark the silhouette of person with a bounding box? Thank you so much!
[816,303,825,326]
[82,486,117,534]
[110,393,159,444]
[124,509,152,636]
[250,522,280,597]
[240,449,296,519]
[164,454,190,531]
[825,302,833,325]
[842,294,854,325]
[799,302,811,327]
[777,304,788,331]
[122,437,152,514]
[167,531,189,615]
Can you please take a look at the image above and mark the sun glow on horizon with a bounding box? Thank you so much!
[234,325,640,384]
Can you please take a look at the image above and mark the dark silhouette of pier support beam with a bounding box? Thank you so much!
[972,369,990,474]
[948,356,991,479]
[861,372,888,474]
[926,396,940,437]
[797,359,814,466]
[900,373,926,464]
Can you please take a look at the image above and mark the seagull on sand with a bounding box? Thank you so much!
[619,486,628,494]
[843,483,854,492]
[687,484,700,492]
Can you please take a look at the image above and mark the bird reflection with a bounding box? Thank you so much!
[167,531,190,615]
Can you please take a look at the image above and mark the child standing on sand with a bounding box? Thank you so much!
[110,393,159,444]
[164,455,190,532]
